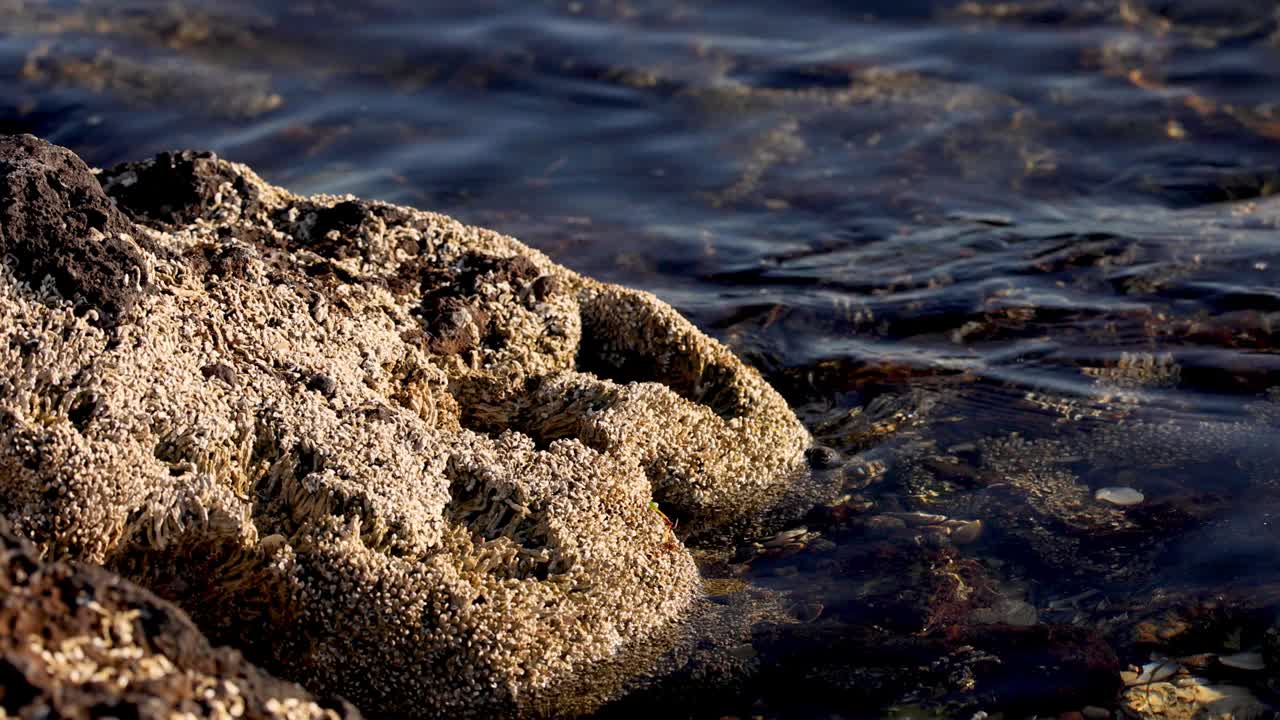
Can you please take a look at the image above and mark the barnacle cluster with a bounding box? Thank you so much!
[0,518,361,719]
[0,136,810,716]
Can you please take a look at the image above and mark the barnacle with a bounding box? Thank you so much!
[0,518,360,719]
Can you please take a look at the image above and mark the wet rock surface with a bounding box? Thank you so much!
[0,518,361,720]
[0,135,809,717]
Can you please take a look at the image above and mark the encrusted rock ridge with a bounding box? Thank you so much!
[0,135,810,717]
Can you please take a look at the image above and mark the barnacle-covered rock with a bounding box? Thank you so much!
[0,135,810,716]
[0,518,362,720]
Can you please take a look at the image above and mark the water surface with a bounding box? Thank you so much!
[4,0,1280,716]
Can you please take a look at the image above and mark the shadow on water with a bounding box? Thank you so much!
[5,0,1280,716]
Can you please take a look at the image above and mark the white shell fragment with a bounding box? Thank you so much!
[1128,660,1181,686]
[1095,486,1144,507]
[1218,652,1265,671]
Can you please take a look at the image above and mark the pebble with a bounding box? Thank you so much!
[946,519,983,545]
[809,538,838,552]
[1218,652,1265,671]
[972,599,1037,627]
[866,515,908,534]
[805,446,841,469]
[763,526,808,548]
[918,525,951,547]
[1081,706,1110,720]
[843,460,885,489]
[888,511,948,527]
[1094,487,1144,507]
[789,600,824,623]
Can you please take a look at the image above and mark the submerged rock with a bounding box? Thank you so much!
[1095,486,1145,507]
[1120,676,1266,720]
[0,135,810,716]
[0,518,361,719]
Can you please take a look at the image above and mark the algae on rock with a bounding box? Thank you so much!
[0,135,810,717]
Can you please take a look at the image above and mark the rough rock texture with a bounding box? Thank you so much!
[0,135,810,716]
[0,134,148,327]
[0,519,361,720]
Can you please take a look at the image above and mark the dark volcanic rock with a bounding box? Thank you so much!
[0,519,361,720]
[0,134,147,327]
[98,149,265,227]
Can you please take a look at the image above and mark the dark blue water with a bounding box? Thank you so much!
[5,1,1280,716]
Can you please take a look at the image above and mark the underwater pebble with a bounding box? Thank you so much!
[764,526,807,544]
[788,600,824,623]
[888,511,948,527]
[805,446,841,469]
[1218,652,1265,671]
[945,519,983,545]
[1094,487,1144,507]
[809,538,837,552]
[918,525,951,547]
[866,515,908,534]
[1081,706,1110,720]
[842,460,885,489]
[972,599,1037,627]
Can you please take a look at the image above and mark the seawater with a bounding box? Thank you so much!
[4,1,1280,716]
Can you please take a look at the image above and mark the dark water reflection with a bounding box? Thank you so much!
[5,0,1280,716]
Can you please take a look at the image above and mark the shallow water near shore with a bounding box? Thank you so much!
[4,0,1280,716]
